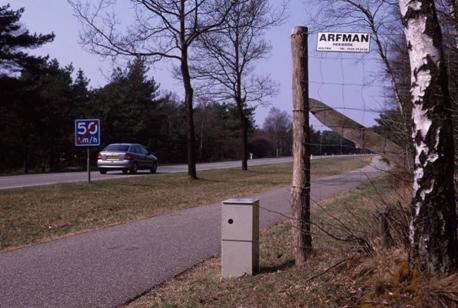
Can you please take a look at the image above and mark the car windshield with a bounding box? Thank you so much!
[104,144,129,152]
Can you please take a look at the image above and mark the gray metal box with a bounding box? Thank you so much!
[221,199,259,278]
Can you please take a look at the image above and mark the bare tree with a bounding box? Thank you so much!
[191,0,284,170]
[263,107,292,157]
[68,0,235,179]
[399,0,457,274]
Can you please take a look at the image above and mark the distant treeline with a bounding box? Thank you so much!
[1,56,366,173]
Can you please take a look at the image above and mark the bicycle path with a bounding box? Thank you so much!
[0,157,388,307]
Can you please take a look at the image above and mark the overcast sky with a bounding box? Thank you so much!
[11,0,387,128]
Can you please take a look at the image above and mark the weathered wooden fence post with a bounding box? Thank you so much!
[291,26,312,268]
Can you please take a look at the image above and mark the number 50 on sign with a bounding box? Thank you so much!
[75,119,101,146]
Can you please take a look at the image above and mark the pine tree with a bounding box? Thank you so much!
[0,4,54,74]
[94,58,163,145]
[0,3,54,172]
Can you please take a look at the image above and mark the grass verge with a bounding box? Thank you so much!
[0,156,371,251]
[127,174,458,308]
[126,176,392,307]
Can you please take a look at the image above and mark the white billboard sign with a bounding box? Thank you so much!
[317,32,371,53]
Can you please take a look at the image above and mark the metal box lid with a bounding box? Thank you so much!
[222,199,259,241]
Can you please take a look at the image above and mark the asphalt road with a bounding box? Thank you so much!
[0,156,353,190]
[0,157,388,308]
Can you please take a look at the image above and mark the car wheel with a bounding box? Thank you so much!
[99,169,107,174]
[130,162,138,174]
[122,169,128,174]
[150,161,157,174]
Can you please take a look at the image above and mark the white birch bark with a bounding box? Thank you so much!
[399,0,457,273]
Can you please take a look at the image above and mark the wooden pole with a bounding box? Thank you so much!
[291,26,312,268]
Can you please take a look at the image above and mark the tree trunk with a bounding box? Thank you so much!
[199,118,204,160]
[237,101,248,171]
[178,1,197,179]
[399,0,458,274]
[234,20,248,171]
[446,0,458,48]
[290,26,312,268]
[24,148,29,174]
[181,50,197,179]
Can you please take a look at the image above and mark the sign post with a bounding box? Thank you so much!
[75,119,101,183]
[87,148,91,183]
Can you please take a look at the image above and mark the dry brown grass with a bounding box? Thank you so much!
[420,274,458,307]
[126,175,458,308]
[0,156,372,251]
[127,222,366,308]
[352,251,458,307]
[125,177,390,307]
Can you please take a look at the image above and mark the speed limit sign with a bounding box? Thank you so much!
[75,119,101,146]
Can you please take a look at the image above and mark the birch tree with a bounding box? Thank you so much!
[399,0,457,273]
[69,0,235,179]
